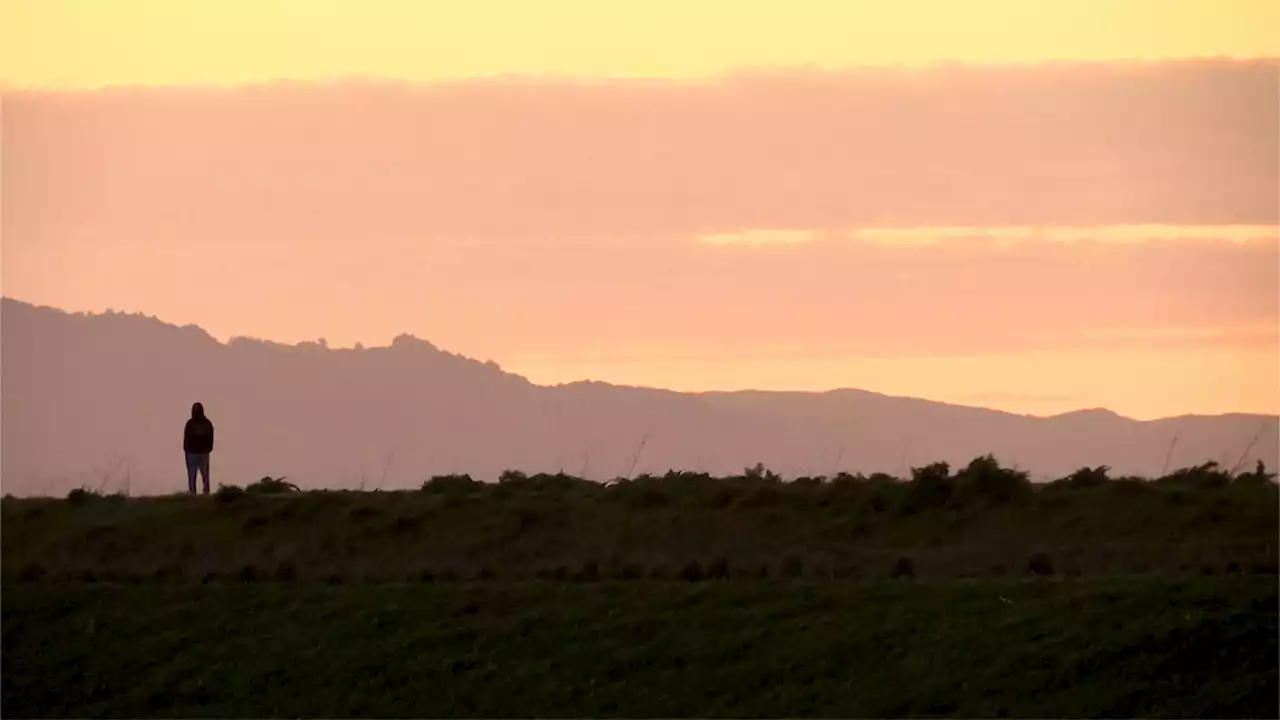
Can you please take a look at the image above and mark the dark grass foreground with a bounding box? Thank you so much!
[4,577,1276,718]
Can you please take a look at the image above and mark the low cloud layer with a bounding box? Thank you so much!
[5,59,1277,246]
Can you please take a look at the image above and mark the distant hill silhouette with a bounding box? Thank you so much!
[3,297,1276,496]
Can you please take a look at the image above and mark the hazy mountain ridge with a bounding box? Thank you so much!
[3,297,1275,496]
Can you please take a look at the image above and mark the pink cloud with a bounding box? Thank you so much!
[4,58,1276,251]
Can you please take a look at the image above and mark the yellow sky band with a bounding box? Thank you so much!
[3,0,1278,89]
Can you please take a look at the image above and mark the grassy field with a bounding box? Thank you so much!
[4,462,1277,717]
[5,578,1277,718]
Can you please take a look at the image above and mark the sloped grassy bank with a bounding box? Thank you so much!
[4,577,1276,718]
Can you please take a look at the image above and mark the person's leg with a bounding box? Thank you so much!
[185,452,198,494]
[200,454,211,495]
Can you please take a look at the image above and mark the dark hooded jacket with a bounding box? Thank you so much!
[183,403,215,454]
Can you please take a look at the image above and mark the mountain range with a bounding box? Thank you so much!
[2,297,1275,496]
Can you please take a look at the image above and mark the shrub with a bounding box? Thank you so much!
[1028,553,1055,576]
[823,473,863,503]
[245,476,300,494]
[215,484,246,505]
[742,463,782,483]
[1058,465,1111,489]
[421,474,479,494]
[891,557,916,579]
[525,472,592,495]
[901,462,953,514]
[679,561,704,582]
[574,560,600,582]
[67,487,98,505]
[498,470,529,486]
[273,561,297,581]
[706,556,731,580]
[1158,462,1232,489]
[955,455,1030,504]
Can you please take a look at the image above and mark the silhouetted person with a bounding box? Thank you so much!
[183,402,215,494]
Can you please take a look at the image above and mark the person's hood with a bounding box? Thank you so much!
[191,402,205,420]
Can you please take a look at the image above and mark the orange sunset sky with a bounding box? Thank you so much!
[2,0,1278,420]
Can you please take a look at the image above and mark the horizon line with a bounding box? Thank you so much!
[5,55,1279,92]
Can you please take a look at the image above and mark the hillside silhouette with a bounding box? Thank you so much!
[3,297,1276,496]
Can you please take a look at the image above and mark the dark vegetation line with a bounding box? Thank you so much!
[59,453,1280,501]
[6,455,1276,584]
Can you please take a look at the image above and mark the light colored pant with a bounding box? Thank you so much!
[186,452,211,494]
